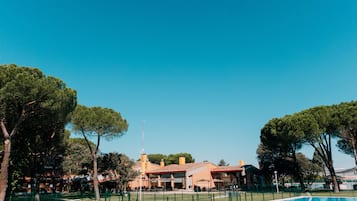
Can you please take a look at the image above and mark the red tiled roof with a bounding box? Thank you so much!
[147,162,214,174]
[211,165,243,173]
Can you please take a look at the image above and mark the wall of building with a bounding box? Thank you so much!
[128,154,160,190]
[190,163,216,190]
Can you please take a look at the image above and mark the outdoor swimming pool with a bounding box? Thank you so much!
[280,197,357,201]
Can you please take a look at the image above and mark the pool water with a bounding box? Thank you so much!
[286,197,357,201]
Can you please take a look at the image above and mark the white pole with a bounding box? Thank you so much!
[141,121,145,154]
[139,120,145,201]
[274,171,279,193]
[139,173,142,201]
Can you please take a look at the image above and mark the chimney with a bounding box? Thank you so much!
[239,160,245,167]
[160,159,165,167]
[141,153,147,162]
[179,157,186,165]
[146,161,151,171]
[141,154,147,175]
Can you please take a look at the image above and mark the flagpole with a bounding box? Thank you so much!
[139,120,145,201]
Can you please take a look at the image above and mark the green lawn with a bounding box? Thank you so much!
[7,190,357,201]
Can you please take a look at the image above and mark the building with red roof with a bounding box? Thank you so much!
[129,154,260,191]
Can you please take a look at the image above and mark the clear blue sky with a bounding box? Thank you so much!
[1,0,357,168]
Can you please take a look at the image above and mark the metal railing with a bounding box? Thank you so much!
[7,189,357,201]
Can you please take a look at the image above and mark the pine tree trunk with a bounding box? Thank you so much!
[332,176,339,192]
[326,162,339,192]
[0,139,11,201]
[292,151,305,191]
[352,143,357,166]
[93,154,100,201]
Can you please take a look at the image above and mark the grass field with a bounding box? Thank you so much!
[7,190,357,201]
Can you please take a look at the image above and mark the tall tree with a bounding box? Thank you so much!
[71,105,128,201]
[0,64,76,200]
[334,101,357,165]
[260,115,306,190]
[296,153,323,189]
[147,154,167,165]
[312,148,327,177]
[300,106,340,192]
[63,138,94,175]
[147,153,195,165]
[256,143,275,186]
[98,153,137,192]
[166,153,195,165]
[19,112,69,196]
[218,159,229,166]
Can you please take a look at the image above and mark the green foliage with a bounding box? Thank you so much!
[337,139,354,155]
[147,154,166,164]
[0,64,77,196]
[334,101,357,164]
[296,153,323,185]
[147,153,195,165]
[66,137,96,149]
[0,65,77,126]
[259,101,357,192]
[98,153,137,190]
[259,114,307,183]
[256,143,275,180]
[71,105,128,140]
[218,159,229,166]
[301,106,337,143]
[71,105,128,201]
[63,138,94,175]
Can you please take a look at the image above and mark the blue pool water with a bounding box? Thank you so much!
[286,197,357,201]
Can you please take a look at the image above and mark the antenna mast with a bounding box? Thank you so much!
[141,120,145,154]
[139,120,145,201]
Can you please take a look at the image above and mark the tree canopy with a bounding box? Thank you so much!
[146,154,167,164]
[147,153,195,165]
[63,138,94,175]
[218,159,229,166]
[260,115,306,190]
[334,101,357,165]
[71,105,128,201]
[258,101,357,193]
[0,64,77,199]
[98,153,137,191]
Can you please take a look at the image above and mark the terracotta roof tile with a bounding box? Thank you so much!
[132,161,161,171]
[147,162,214,174]
[211,165,243,173]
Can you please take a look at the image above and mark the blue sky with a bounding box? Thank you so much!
[1,0,357,168]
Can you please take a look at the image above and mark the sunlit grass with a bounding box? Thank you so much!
[8,190,357,201]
